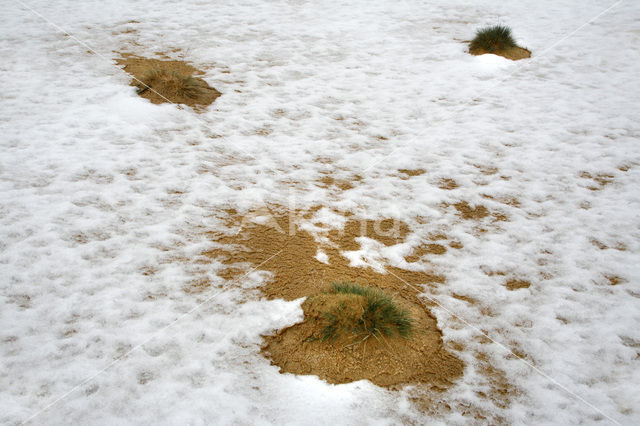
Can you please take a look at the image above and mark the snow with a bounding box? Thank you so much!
[1,0,639,424]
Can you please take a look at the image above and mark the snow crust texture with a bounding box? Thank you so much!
[1,0,639,424]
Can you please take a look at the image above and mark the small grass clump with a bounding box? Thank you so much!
[469,25,517,53]
[136,68,203,99]
[116,54,222,108]
[319,282,413,342]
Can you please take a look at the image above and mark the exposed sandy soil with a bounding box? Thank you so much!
[115,53,221,108]
[405,244,447,263]
[398,168,426,177]
[438,178,459,190]
[200,208,464,388]
[453,201,490,220]
[469,45,531,61]
[316,175,360,191]
[265,289,463,387]
[579,171,615,191]
[505,279,531,291]
[327,218,411,251]
[606,275,624,286]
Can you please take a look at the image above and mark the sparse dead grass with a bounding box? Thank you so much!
[115,53,221,108]
[136,68,204,99]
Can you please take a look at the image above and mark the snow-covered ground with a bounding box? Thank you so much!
[1,0,639,424]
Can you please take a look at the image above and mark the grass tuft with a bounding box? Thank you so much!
[469,25,517,53]
[136,68,203,99]
[320,282,413,342]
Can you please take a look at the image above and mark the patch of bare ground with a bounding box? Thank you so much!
[579,171,615,191]
[449,241,464,249]
[266,288,462,387]
[451,293,476,304]
[115,53,221,108]
[481,194,521,207]
[328,218,411,250]
[447,200,508,223]
[314,156,334,164]
[453,201,490,220]
[428,232,447,241]
[474,164,499,175]
[474,351,512,409]
[316,174,361,191]
[405,244,447,263]
[483,269,533,291]
[590,239,609,250]
[505,279,531,291]
[438,178,458,190]
[482,268,505,277]
[620,337,640,360]
[7,294,31,309]
[200,208,463,388]
[407,349,512,423]
[606,275,625,286]
[398,168,426,178]
[469,45,531,61]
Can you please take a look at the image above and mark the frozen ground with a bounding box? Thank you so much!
[1,0,639,424]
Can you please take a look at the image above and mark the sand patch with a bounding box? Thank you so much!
[469,45,531,61]
[606,275,624,286]
[328,218,411,250]
[115,53,221,108]
[449,241,464,249]
[452,293,476,305]
[590,239,609,250]
[438,178,458,190]
[453,201,490,220]
[316,175,360,191]
[314,157,334,164]
[201,208,463,388]
[473,351,512,410]
[265,287,463,387]
[579,171,615,191]
[505,279,531,291]
[204,210,441,300]
[474,165,499,176]
[482,194,521,208]
[405,244,447,262]
[398,168,426,178]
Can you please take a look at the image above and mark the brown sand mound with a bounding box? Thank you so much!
[201,208,463,388]
[469,45,531,61]
[115,53,221,108]
[265,288,462,387]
